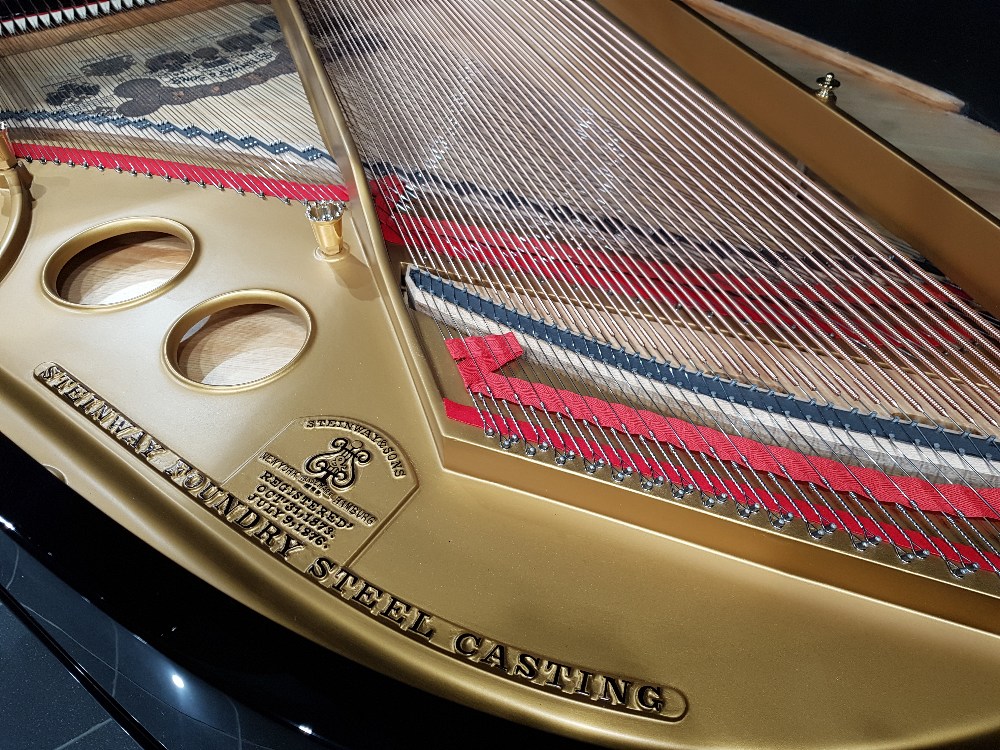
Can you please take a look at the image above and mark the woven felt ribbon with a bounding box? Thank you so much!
[445,332,1000,520]
[444,399,1000,572]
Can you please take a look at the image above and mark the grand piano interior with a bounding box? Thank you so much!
[2,1,1000,748]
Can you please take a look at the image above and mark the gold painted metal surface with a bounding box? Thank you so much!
[163,288,312,390]
[1,144,998,750]
[1,3,1000,750]
[276,0,1000,619]
[279,1,1000,746]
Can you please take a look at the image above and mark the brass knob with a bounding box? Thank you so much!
[814,72,841,105]
[0,124,17,170]
[306,200,347,260]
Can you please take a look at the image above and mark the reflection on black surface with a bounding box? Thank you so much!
[0,595,143,750]
[0,433,594,749]
[0,504,339,749]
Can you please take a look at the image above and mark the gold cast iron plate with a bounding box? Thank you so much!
[29,362,688,722]
[3,124,1000,750]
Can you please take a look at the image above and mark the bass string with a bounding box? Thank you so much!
[418,0,1000,556]
[316,1,736,491]
[11,0,996,568]
[366,0,992,438]
[520,0,983,427]
[568,0,1000,397]
[489,0,1000,433]
[314,1,960,564]
[312,0,1000,568]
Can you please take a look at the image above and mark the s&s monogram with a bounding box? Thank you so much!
[304,437,372,490]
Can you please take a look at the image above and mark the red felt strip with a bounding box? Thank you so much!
[445,332,1000,520]
[11,143,349,203]
[444,398,1000,572]
[370,177,969,348]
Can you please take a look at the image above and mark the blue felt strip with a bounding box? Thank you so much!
[410,267,997,463]
[1,108,335,164]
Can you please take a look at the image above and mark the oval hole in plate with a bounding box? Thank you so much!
[174,303,309,387]
[56,231,192,306]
